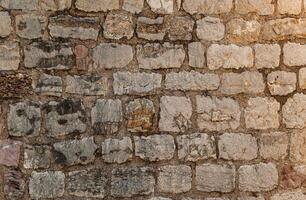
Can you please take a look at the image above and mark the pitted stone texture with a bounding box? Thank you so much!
[113,72,162,95]
[137,17,166,41]
[168,16,194,41]
[238,163,278,192]
[147,0,175,14]
[134,134,175,161]
[49,15,100,40]
[111,167,155,197]
[165,71,220,91]
[159,96,192,132]
[283,93,306,129]
[0,42,20,71]
[220,71,265,95]
[278,0,302,14]
[196,163,235,192]
[238,195,265,200]
[29,171,64,199]
[218,133,258,161]
[65,75,108,96]
[188,42,205,68]
[259,132,288,160]
[299,68,306,89]
[137,43,185,69]
[53,137,98,166]
[103,11,134,40]
[0,0,38,10]
[197,17,225,41]
[24,145,51,169]
[93,43,133,69]
[177,133,216,161]
[284,43,306,67]
[45,99,86,137]
[123,0,144,13]
[290,130,306,163]
[33,73,62,96]
[254,44,281,69]
[267,71,296,96]
[245,97,280,130]
[4,169,25,200]
[271,190,306,200]
[67,169,107,198]
[102,137,133,164]
[183,0,233,14]
[91,99,122,124]
[15,14,47,39]
[8,102,40,137]
[226,18,261,43]
[196,96,241,131]
[207,44,253,70]
[235,0,274,15]
[0,140,22,167]
[126,98,155,132]
[24,42,74,70]
[76,0,119,12]
[0,12,12,37]
[39,0,72,11]
[158,165,192,194]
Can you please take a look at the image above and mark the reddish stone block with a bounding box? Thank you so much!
[0,140,22,167]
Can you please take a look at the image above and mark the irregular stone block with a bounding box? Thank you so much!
[177,133,216,161]
[254,44,281,69]
[158,165,192,193]
[15,14,47,39]
[53,137,98,166]
[101,137,133,163]
[284,42,306,67]
[8,102,40,137]
[0,12,12,37]
[39,0,72,11]
[290,130,306,163]
[0,42,20,71]
[235,0,274,15]
[267,71,296,96]
[197,17,225,41]
[271,190,306,200]
[113,72,162,95]
[196,96,241,131]
[137,43,185,69]
[33,73,62,96]
[183,0,233,14]
[259,132,288,160]
[278,0,302,15]
[168,16,194,41]
[134,134,175,161]
[75,0,119,12]
[111,167,155,197]
[165,71,220,91]
[188,42,205,68]
[0,140,22,167]
[91,99,122,125]
[45,99,86,137]
[159,96,192,132]
[299,67,306,89]
[0,0,38,10]
[136,17,166,41]
[24,145,51,169]
[238,195,265,200]
[283,93,306,128]
[4,169,25,200]
[147,0,174,14]
[123,0,144,13]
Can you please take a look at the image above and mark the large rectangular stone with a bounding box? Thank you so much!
[235,0,274,15]
[0,42,20,71]
[284,42,306,66]
[183,0,233,14]
[76,0,120,12]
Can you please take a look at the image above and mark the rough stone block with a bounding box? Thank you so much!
[284,42,306,66]
[123,0,144,13]
[15,14,47,39]
[235,0,274,15]
[299,68,306,89]
[147,0,175,14]
[259,132,288,160]
[91,99,122,125]
[168,16,194,41]
[290,130,306,163]
[267,71,296,96]
[183,0,233,14]
[283,93,306,129]
[0,12,12,37]
[4,169,25,200]
[136,17,166,41]
[0,42,20,71]
[24,145,51,169]
[271,190,306,200]
[101,137,133,163]
[188,42,205,68]
[278,0,302,15]
[0,140,22,167]
[197,17,225,41]
[33,73,62,96]
[254,44,281,69]
[75,0,119,12]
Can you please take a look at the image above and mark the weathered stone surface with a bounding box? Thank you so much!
[111,167,155,197]
[123,0,144,13]
[75,0,119,12]
[196,163,235,192]
[284,42,306,67]
[219,71,265,95]
[15,14,47,39]
[137,43,185,69]
[207,44,253,70]
[0,0,38,10]
[165,71,219,91]
[283,93,306,129]
[271,190,306,200]
[197,17,225,41]
[259,132,288,160]
[177,133,216,161]
[188,42,205,68]
[168,16,194,41]
[0,42,20,71]
[299,68,306,89]
[45,99,86,137]
[159,96,192,132]
[238,195,265,200]
[278,0,302,14]
[102,137,133,163]
[290,130,306,163]
[65,75,108,96]
[134,134,175,161]
[4,169,25,200]
[91,99,122,125]
[158,165,192,194]
[113,72,162,95]
[24,145,51,169]
[136,17,166,41]
[29,171,65,199]
[235,0,274,15]
[147,0,175,14]
[238,163,278,192]
[92,43,133,69]
[150,198,172,200]
[196,96,241,131]
[39,0,72,11]
[126,98,155,132]
[33,73,62,96]
[103,11,134,40]
[49,15,100,40]
[67,169,107,198]
[226,18,261,43]
[245,97,280,130]
[24,42,74,70]
[53,137,98,166]
[267,71,296,96]
[8,102,40,137]
[0,140,22,167]
[218,133,258,161]
[183,0,233,14]
[254,44,281,69]
[0,12,12,37]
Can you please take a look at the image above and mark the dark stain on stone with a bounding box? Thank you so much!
[52,150,67,165]
[37,55,75,69]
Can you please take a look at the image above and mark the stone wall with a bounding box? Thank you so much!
[1,0,306,199]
